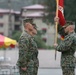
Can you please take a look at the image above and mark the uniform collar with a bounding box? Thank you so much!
[65,31,75,38]
[24,30,33,38]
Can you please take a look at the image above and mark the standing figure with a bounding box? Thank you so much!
[17,18,39,75]
[54,17,76,75]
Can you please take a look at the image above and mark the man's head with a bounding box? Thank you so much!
[23,18,33,26]
[62,21,75,34]
[23,18,37,36]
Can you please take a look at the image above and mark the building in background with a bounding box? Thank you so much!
[0,9,14,36]
[14,11,20,31]
[0,8,20,37]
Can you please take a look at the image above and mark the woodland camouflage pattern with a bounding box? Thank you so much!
[56,32,76,75]
[17,31,39,75]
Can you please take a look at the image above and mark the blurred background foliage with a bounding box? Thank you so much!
[12,30,54,49]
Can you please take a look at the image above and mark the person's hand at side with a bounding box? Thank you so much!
[21,67,27,71]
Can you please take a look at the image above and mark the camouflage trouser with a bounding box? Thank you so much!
[62,67,75,75]
[19,67,34,75]
[33,67,38,75]
[19,67,38,75]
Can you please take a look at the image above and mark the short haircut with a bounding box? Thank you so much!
[23,18,33,26]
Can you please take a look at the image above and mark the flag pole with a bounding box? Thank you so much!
[55,0,59,60]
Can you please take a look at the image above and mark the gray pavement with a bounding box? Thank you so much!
[38,68,62,75]
[0,48,76,75]
[38,69,76,75]
[0,48,61,67]
[38,49,61,68]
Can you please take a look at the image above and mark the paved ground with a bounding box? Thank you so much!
[0,48,61,68]
[38,68,62,75]
[0,48,76,67]
[38,69,76,75]
[38,49,61,68]
[0,48,76,75]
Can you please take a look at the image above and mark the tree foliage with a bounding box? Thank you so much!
[43,0,56,24]
[64,0,76,22]
[12,31,21,42]
[34,30,48,49]
[64,0,76,32]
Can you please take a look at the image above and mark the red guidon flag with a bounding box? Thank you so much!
[57,0,66,26]
[56,0,66,40]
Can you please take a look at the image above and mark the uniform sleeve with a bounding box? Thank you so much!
[18,37,29,67]
[56,37,73,52]
[73,35,76,45]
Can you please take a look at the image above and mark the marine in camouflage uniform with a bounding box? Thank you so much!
[17,19,39,75]
[55,22,76,75]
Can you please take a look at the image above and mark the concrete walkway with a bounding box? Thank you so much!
[0,48,76,67]
[38,49,61,68]
[0,49,76,75]
[38,69,76,75]
[0,48,61,68]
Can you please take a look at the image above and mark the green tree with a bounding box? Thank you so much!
[12,31,21,42]
[34,30,48,49]
[43,0,56,24]
[64,0,76,31]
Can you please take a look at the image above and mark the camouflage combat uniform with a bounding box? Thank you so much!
[17,31,39,75]
[56,32,76,75]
